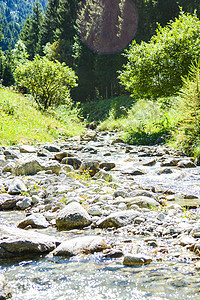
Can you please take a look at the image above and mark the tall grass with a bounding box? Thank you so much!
[0,88,85,145]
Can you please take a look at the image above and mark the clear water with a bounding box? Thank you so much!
[1,255,200,300]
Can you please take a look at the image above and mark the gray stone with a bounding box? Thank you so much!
[123,254,152,266]
[19,145,37,153]
[41,160,61,175]
[96,210,139,228]
[14,158,42,175]
[7,178,27,195]
[129,196,159,209]
[16,197,32,210]
[56,202,92,230]
[94,170,113,182]
[79,161,100,176]
[0,194,19,210]
[18,213,50,229]
[43,145,60,152]
[177,160,196,168]
[0,225,59,259]
[61,157,82,169]
[99,162,115,171]
[54,151,73,161]
[52,236,107,257]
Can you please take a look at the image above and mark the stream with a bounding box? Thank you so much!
[1,131,200,299]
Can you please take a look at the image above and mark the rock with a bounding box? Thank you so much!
[195,261,200,270]
[179,235,196,247]
[14,158,42,175]
[96,210,139,228]
[85,122,97,130]
[157,168,173,175]
[0,194,19,210]
[122,169,146,175]
[111,138,125,145]
[99,162,115,171]
[41,160,61,175]
[54,151,73,161]
[2,162,15,173]
[56,202,92,230]
[80,131,97,141]
[161,158,178,167]
[0,157,7,168]
[62,164,74,173]
[16,197,32,210]
[102,248,123,258]
[17,213,50,229]
[130,190,157,199]
[7,178,27,195]
[79,161,100,176]
[52,235,107,257]
[81,147,97,154]
[0,274,12,299]
[3,149,19,160]
[177,160,196,168]
[0,225,59,259]
[142,159,156,166]
[19,145,37,153]
[129,196,159,209]
[94,169,113,182]
[61,157,82,169]
[123,254,152,266]
[43,144,60,152]
[87,205,102,216]
[113,190,128,198]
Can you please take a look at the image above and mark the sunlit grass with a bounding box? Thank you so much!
[0,88,85,145]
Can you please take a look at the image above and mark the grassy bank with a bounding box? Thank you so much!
[81,95,181,146]
[0,88,85,146]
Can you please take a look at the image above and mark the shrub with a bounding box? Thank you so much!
[14,55,78,110]
[172,61,200,157]
[119,10,200,99]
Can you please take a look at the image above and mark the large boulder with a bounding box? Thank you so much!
[14,158,42,176]
[56,202,92,230]
[128,196,159,209]
[96,210,139,229]
[0,225,59,259]
[52,236,107,257]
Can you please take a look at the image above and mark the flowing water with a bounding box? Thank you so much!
[1,141,200,299]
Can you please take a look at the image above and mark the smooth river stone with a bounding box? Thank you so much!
[123,254,152,266]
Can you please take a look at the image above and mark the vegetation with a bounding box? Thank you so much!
[171,62,200,157]
[0,88,84,146]
[14,55,77,110]
[119,11,200,99]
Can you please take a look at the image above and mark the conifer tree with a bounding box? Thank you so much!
[20,1,43,59]
[38,0,59,54]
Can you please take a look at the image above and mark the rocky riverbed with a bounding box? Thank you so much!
[1,130,200,299]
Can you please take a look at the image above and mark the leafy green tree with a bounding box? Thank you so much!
[3,45,15,86]
[14,55,78,110]
[119,11,200,99]
[12,40,29,67]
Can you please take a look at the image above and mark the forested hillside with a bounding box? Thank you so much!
[0,0,200,101]
[0,0,47,50]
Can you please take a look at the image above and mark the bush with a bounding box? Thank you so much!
[119,10,200,99]
[14,55,77,110]
[172,61,200,157]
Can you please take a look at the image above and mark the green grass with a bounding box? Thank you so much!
[0,88,85,146]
